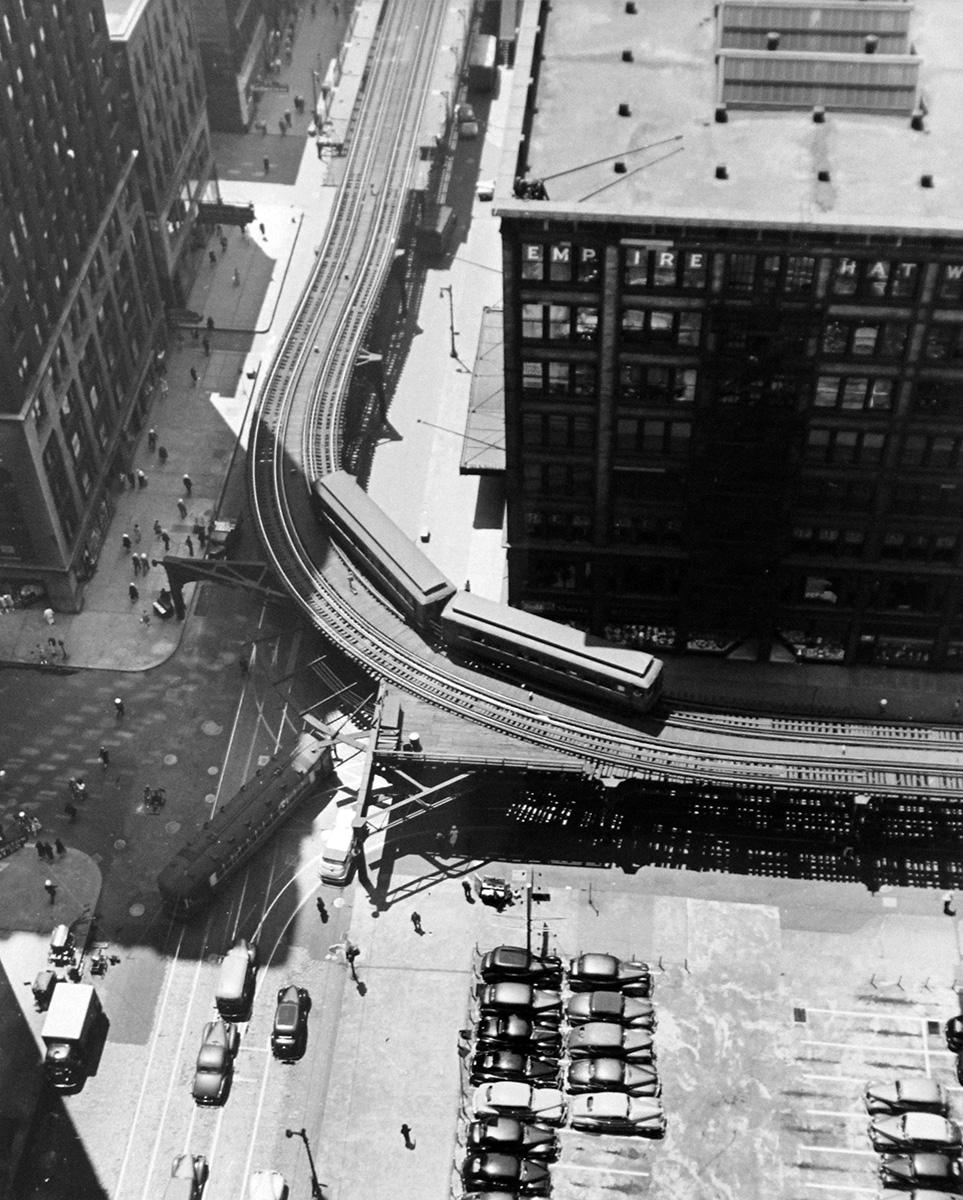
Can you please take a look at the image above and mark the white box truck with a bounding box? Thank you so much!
[41,982,102,1090]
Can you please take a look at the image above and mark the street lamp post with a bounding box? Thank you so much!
[311,69,320,117]
[285,1127,324,1198]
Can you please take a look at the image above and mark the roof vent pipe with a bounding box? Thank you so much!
[817,169,831,183]
[715,104,728,123]
[812,106,825,124]
[622,49,634,62]
[618,102,631,117]
[921,174,934,188]
[767,31,780,50]
[864,34,879,54]
[715,165,728,180]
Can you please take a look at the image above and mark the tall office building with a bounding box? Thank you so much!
[0,0,164,611]
[106,0,216,306]
[494,0,963,669]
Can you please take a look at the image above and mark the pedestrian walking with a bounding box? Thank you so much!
[177,498,188,519]
[35,840,45,860]
[137,469,148,488]
[219,235,228,254]
[189,366,198,386]
[64,802,77,823]
[400,1123,414,1150]
[448,824,459,850]
[139,553,149,575]
[879,698,888,714]
[159,379,169,397]
[182,474,193,495]
[161,529,171,551]
[158,446,168,464]
[127,470,136,489]
[259,222,266,238]
[198,525,207,549]
[55,838,66,856]
[98,746,109,770]
[44,879,57,904]
[945,893,957,916]
[462,880,475,904]
[153,520,162,537]
[411,911,424,935]
[208,249,216,266]
[133,522,141,544]
[122,532,132,552]
[75,779,87,801]
[202,336,210,356]
[206,316,215,334]
[132,554,140,577]
[114,697,125,720]
[278,118,287,135]
[148,428,157,450]
[232,267,240,287]
[47,636,58,654]
[128,582,139,603]
[263,156,270,174]
[57,639,68,660]
[185,536,194,557]
[316,896,328,922]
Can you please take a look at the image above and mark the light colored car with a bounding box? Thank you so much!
[568,1022,656,1062]
[567,1057,660,1096]
[192,1020,238,1106]
[566,991,655,1027]
[471,1081,566,1125]
[163,1152,207,1200]
[248,1170,288,1200]
[456,102,480,139]
[569,953,652,996]
[869,1114,962,1154]
[865,1080,948,1116]
[570,1092,666,1135]
[479,982,562,1019]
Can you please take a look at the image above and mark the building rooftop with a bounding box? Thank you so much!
[102,0,150,40]
[498,0,963,236]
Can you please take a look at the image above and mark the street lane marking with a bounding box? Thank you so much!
[799,1145,876,1157]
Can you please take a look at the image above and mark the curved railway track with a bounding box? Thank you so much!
[248,0,963,800]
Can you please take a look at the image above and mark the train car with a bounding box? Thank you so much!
[157,733,334,918]
[313,470,456,631]
[467,33,497,94]
[440,591,663,714]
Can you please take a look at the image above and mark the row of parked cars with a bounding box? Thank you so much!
[458,947,665,1198]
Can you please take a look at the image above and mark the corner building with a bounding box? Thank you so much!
[0,1,164,611]
[495,0,963,669]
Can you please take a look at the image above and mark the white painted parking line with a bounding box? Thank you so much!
[554,1163,651,1179]
[799,1145,876,1158]
[798,1039,932,1054]
[804,1007,949,1021]
[804,1109,868,1120]
[802,1183,877,1194]
[802,1073,868,1086]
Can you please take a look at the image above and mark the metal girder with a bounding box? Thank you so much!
[161,556,289,602]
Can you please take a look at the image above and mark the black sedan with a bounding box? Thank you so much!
[466,1116,558,1161]
[569,953,652,996]
[879,1152,963,1189]
[475,1015,562,1055]
[462,1152,551,1196]
[471,1050,560,1087]
[946,1016,963,1054]
[271,985,310,1061]
[478,946,562,986]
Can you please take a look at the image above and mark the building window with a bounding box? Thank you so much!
[521,241,600,284]
[621,307,702,348]
[914,378,963,417]
[619,363,696,405]
[937,263,963,303]
[616,418,691,455]
[813,375,893,411]
[924,324,963,361]
[622,245,708,290]
[523,462,594,497]
[822,320,908,359]
[522,360,596,401]
[806,428,886,464]
[521,303,598,342]
[830,257,920,301]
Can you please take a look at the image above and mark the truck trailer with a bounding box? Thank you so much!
[41,983,102,1090]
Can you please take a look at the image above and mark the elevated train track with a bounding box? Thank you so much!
[248,0,963,801]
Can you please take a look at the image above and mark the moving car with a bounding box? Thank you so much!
[568,1022,656,1062]
[870,1115,963,1155]
[462,1153,550,1196]
[478,946,562,986]
[466,1116,558,1161]
[570,1092,666,1136]
[865,1081,949,1116]
[475,1014,562,1053]
[567,1057,660,1097]
[471,1081,566,1125]
[569,953,652,996]
[271,985,310,1061]
[192,1020,238,1106]
[566,991,656,1028]
[470,1050,560,1086]
[164,1152,208,1200]
[878,1152,963,1189]
[945,1017,963,1054]
[479,982,562,1020]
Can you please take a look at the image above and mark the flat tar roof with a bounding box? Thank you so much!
[502,0,963,236]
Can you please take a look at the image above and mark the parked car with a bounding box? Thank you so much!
[471,1081,566,1125]
[479,982,562,1020]
[271,985,310,1061]
[466,1116,558,1161]
[870,1115,963,1155]
[192,1020,238,1106]
[567,1057,660,1097]
[455,103,480,139]
[475,1014,561,1054]
[879,1152,963,1189]
[478,946,562,986]
[865,1081,949,1116]
[247,1170,288,1200]
[566,991,656,1028]
[569,953,652,996]
[462,1152,550,1196]
[164,1152,207,1200]
[570,1092,666,1136]
[471,1050,560,1086]
[568,1022,656,1062]
[880,1190,963,1200]
[945,1017,963,1054]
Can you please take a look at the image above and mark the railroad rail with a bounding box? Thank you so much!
[247,0,963,799]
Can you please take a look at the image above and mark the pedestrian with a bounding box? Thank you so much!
[945,893,957,916]
[879,698,888,714]
[47,636,57,654]
[127,470,136,489]
[206,316,215,333]
[75,779,87,801]
[137,469,148,488]
[35,840,45,860]
[128,582,139,603]
[153,520,162,537]
[55,838,66,856]
[159,379,169,397]
[411,911,424,935]
[158,446,168,464]
[57,639,68,660]
[316,896,328,922]
[132,553,140,577]
[44,879,56,904]
[98,746,109,770]
[148,428,157,450]
[462,880,475,903]
[177,498,188,519]
[64,802,77,823]
[182,474,193,495]
[400,1123,414,1149]
[189,366,198,386]
[279,118,287,135]
[161,529,171,551]
[263,156,270,174]
[185,536,194,557]
[259,222,266,238]
[122,532,132,552]
[448,824,459,850]
[114,697,124,719]
[139,553,149,575]
[202,336,210,356]
[208,249,216,266]
[133,522,141,544]
[232,267,240,287]
[198,525,207,549]
[219,235,228,254]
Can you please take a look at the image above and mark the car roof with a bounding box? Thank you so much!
[573,1092,630,1116]
[574,953,618,977]
[485,982,531,1004]
[572,1023,622,1045]
[886,1113,956,1135]
[487,947,529,969]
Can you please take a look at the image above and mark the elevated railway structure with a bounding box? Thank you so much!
[247,0,963,800]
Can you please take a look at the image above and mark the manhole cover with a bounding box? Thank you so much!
[201,721,222,737]
[207,765,219,776]
[128,902,145,917]
[163,754,178,766]
[114,839,127,851]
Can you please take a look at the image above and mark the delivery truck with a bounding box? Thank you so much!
[41,982,102,1090]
